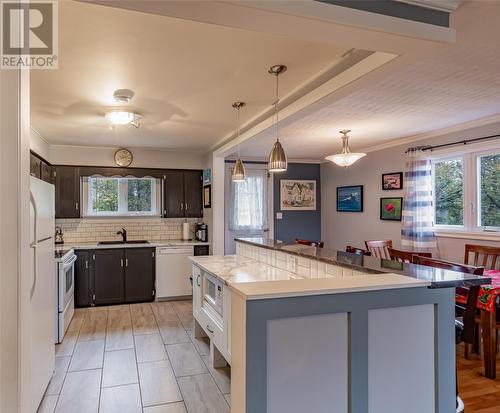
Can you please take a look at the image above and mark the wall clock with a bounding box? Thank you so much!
[114,148,133,167]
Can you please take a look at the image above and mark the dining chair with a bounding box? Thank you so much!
[364,239,393,259]
[464,244,500,270]
[464,244,500,379]
[388,247,432,263]
[412,255,483,412]
[346,246,371,256]
[294,238,324,248]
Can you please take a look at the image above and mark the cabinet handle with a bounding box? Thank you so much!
[85,260,88,269]
[196,274,200,286]
[185,203,188,211]
[125,258,129,267]
[120,259,123,267]
[75,202,79,210]
[206,325,214,334]
[180,202,184,211]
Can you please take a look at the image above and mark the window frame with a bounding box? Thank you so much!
[82,176,160,218]
[429,143,500,237]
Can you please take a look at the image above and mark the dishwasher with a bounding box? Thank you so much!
[155,246,194,299]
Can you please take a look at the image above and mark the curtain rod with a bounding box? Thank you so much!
[405,133,500,154]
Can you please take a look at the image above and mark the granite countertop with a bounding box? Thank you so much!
[57,240,209,250]
[235,237,492,289]
[189,255,431,300]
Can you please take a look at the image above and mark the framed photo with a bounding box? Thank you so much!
[336,185,363,212]
[280,180,316,211]
[203,184,211,208]
[380,197,403,221]
[203,169,211,185]
[382,172,403,190]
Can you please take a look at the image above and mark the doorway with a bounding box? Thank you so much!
[224,163,273,254]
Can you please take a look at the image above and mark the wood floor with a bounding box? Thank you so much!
[457,344,500,413]
[37,301,230,413]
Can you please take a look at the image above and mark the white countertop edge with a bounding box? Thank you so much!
[58,240,210,250]
[229,275,430,300]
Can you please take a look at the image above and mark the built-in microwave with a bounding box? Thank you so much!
[203,272,223,316]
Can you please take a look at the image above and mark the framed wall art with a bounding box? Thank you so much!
[280,180,317,211]
[382,172,403,190]
[380,197,403,221]
[336,185,363,212]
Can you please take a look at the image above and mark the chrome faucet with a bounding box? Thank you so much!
[116,228,127,243]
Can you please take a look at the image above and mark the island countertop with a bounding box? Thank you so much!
[189,255,432,300]
[235,237,491,289]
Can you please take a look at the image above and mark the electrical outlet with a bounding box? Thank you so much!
[276,212,283,219]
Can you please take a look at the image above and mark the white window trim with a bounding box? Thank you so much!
[82,176,161,218]
[428,142,500,239]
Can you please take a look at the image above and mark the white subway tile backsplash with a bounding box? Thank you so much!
[55,217,200,244]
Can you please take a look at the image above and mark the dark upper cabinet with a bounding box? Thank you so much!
[93,249,124,305]
[124,248,155,303]
[164,170,185,218]
[30,153,42,178]
[55,166,81,218]
[164,170,202,218]
[74,250,91,307]
[184,170,203,218]
[40,161,54,184]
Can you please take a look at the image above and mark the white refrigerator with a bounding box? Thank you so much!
[29,176,55,412]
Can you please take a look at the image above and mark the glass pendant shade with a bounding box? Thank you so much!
[268,140,287,172]
[232,158,246,181]
[325,129,366,167]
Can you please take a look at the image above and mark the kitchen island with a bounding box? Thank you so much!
[189,238,490,413]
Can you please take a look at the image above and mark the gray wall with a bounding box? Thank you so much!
[321,122,500,262]
[274,163,321,243]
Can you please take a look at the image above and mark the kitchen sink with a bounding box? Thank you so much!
[97,240,150,245]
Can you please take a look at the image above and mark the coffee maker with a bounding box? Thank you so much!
[195,223,208,242]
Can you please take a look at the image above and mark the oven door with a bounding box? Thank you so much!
[59,254,76,312]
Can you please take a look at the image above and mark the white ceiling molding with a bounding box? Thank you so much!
[360,112,500,154]
[213,51,397,158]
[397,1,463,12]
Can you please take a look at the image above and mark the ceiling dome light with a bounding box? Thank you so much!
[325,129,366,167]
[231,102,246,182]
[105,110,140,128]
[268,64,288,173]
[113,89,135,103]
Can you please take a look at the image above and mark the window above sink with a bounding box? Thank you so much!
[82,176,161,217]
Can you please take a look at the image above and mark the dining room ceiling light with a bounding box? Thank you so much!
[268,64,288,173]
[325,129,366,167]
[105,110,140,128]
[231,102,246,182]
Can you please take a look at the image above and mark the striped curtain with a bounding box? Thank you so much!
[401,149,438,253]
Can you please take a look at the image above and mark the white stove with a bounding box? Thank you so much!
[54,248,76,343]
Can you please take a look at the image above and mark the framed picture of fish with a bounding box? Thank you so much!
[382,172,403,190]
[380,197,403,221]
[336,185,363,212]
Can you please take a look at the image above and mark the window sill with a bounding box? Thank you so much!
[435,230,500,242]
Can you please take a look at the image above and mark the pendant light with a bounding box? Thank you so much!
[325,129,366,167]
[231,102,246,182]
[268,64,288,173]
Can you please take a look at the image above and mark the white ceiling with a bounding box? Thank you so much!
[238,1,500,160]
[30,1,350,151]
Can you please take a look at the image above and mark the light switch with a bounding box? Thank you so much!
[276,212,283,219]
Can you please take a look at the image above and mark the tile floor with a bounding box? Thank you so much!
[37,301,231,413]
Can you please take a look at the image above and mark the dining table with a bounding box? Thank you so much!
[457,269,500,379]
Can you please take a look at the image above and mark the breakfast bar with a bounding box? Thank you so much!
[189,238,490,413]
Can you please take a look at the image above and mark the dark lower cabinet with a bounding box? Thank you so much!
[124,248,155,303]
[194,245,209,256]
[74,250,92,307]
[93,249,125,305]
[74,247,156,307]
